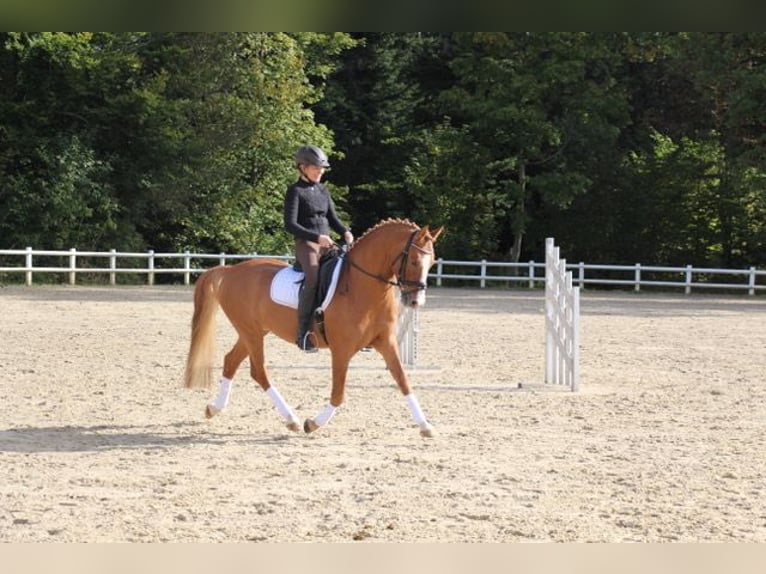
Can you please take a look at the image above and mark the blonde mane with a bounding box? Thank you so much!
[351,218,419,251]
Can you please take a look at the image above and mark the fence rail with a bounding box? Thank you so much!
[1,247,765,295]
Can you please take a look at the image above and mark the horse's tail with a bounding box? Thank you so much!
[183,266,224,390]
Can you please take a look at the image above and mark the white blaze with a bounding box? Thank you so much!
[415,253,432,306]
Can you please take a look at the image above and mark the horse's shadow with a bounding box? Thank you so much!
[0,421,288,453]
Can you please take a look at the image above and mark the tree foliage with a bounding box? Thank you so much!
[0,32,354,254]
[1,32,764,269]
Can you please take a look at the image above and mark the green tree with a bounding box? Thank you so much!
[315,33,443,234]
[0,32,122,249]
[589,32,766,266]
[412,33,631,261]
[675,32,766,267]
[1,32,354,255]
[98,32,353,254]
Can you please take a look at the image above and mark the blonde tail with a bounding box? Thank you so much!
[183,267,223,389]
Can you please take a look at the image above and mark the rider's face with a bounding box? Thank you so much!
[301,164,326,183]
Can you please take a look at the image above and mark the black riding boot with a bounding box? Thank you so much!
[296,284,318,352]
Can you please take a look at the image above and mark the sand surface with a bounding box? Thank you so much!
[0,285,764,542]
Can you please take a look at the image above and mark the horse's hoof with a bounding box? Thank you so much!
[205,405,221,419]
[286,420,300,432]
[419,424,434,438]
[304,419,319,434]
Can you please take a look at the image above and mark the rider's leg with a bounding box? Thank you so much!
[296,282,318,351]
[294,240,320,352]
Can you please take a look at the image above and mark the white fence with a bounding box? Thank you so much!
[433,258,766,295]
[0,248,289,287]
[1,247,765,295]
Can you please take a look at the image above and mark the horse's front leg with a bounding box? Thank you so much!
[376,336,434,438]
[304,350,351,434]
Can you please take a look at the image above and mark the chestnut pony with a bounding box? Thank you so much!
[183,218,443,437]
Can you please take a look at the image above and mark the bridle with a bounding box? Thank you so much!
[346,229,432,293]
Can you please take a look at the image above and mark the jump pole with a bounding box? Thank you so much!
[545,238,580,391]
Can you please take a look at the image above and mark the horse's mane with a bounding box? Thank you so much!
[351,218,419,251]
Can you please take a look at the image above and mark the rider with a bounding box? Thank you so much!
[284,145,354,352]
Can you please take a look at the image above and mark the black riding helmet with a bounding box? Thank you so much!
[294,145,330,168]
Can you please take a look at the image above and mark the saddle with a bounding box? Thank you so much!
[270,248,345,311]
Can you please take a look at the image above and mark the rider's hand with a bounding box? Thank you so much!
[343,231,354,246]
[317,234,335,248]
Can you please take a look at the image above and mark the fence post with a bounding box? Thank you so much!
[634,263,641,292]
[219,253,226,267]
[25,246,33,286]
[578,262,585,289]
[436,258,443,287]
[147,250,155,286]
[69,248,77,286]
[685,265,693,295]
[183,251,191,286]
[748,266,756,296]
[480,259,487,288]
[528,260,535,289]
[109,249,117,285]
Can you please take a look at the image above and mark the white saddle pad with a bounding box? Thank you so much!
[269,258,344,310]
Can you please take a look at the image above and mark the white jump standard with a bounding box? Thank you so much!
[397,305,418,367]
[545,237,581,392]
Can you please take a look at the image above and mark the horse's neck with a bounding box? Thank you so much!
[349,225,411,279]
[349,245,391,279]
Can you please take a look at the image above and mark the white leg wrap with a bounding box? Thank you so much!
[313,403,337,427]
[266,386,298,423]
[405,393,428,426]
[211,377,233,410]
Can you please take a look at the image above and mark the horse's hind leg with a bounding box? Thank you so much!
[246,328,301,432]
[304,349,351,434]
[205,338,248,419]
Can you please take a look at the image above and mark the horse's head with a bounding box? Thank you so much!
[398,225,444,308]
[347,219,444,308]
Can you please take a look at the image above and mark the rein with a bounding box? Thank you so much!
[346,229,431,291]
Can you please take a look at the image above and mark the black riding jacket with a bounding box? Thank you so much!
[283,178,348,243]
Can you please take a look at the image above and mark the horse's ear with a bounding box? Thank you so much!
[416,225,444,244]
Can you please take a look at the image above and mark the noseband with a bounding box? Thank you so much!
[348,230,431,292]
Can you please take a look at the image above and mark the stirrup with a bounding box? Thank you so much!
[297,332,318,353]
